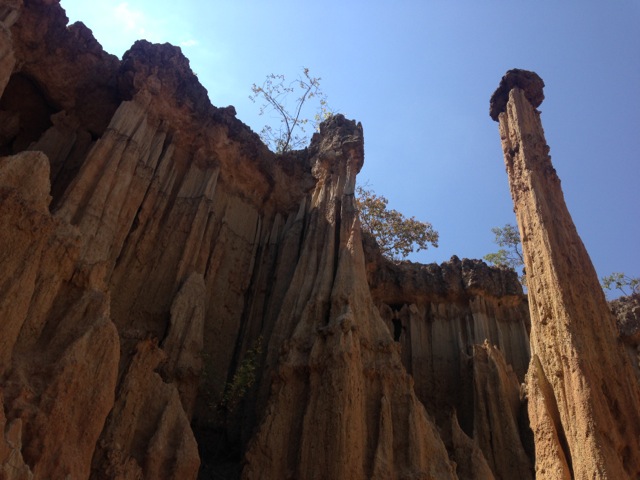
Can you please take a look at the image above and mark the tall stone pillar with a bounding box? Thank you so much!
[490,69,640,479]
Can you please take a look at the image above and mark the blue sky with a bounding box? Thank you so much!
[60,1,639,294]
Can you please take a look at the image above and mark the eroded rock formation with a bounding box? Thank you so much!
[364,242,533,479]
[241,116,457,480]
[0,1,286,477]
[4,1,628,479]
[491,69,640,479]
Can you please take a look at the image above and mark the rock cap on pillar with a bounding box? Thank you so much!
[489,69,545,121]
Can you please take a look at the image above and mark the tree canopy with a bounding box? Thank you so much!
[356,186,438,260]
[484,223,526,284]
[601,272,639,297]
[249,68,332,153]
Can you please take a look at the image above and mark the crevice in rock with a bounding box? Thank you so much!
[392,318,402,342]
[327,198,342,324]
[0,73,58,155]
[532,355,574,477]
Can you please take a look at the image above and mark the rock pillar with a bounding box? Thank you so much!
[242,116,456,480]
[490,69,640,479]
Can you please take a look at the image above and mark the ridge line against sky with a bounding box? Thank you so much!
[59,1,640,296]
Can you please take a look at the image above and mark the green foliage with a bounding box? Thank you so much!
[249,67,333,153]
[601,272,639,297]
[484,223,526,285]
[220,336,263,413]
[356,186,438,260]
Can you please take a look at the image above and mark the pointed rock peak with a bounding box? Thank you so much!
[309,114,365,175]
[118,39,210,112]
[490,68,545,121]
[318,113,363,135]
[311,114,364,149]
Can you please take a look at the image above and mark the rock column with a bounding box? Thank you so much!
[490,69,640,479]
[242,116,456,480]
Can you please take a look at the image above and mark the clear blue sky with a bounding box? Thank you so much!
[60,1,640,294]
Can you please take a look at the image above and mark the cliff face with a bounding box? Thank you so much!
[0,2,607,480]
[364,240,533,479]
[1,1,306,478]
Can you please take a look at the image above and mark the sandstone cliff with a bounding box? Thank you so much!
[1,1,303,477]
[4,2,626,480]
[364,240,533,479]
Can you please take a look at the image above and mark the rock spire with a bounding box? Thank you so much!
[491,69,640,479]
[242,115,456,480]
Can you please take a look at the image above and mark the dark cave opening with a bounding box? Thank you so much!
[392,318,402,341]
[0,73,57,155]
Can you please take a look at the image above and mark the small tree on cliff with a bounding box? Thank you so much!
[601,272,640,297]
[219,336,263,413]
[250,67,333,153]
[251,73,437,259]
[356,185,439,260]
[484,223,526,284]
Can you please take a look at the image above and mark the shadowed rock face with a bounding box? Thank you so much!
[492,69,640,479]
[363,240,534,479]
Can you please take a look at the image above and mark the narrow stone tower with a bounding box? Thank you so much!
[490,69,640,479]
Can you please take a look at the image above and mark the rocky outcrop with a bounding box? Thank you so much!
[0,391,32,480]
[1,2,457,478]
[0,148,119,479]
[242,116,456,480]
[612,293,640,344]
[0,1,288,477]
[364,240,533,479]
[470,342,532,479]
[611,292,640,382]
[90,340,200,479]
[491,69,640,479]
